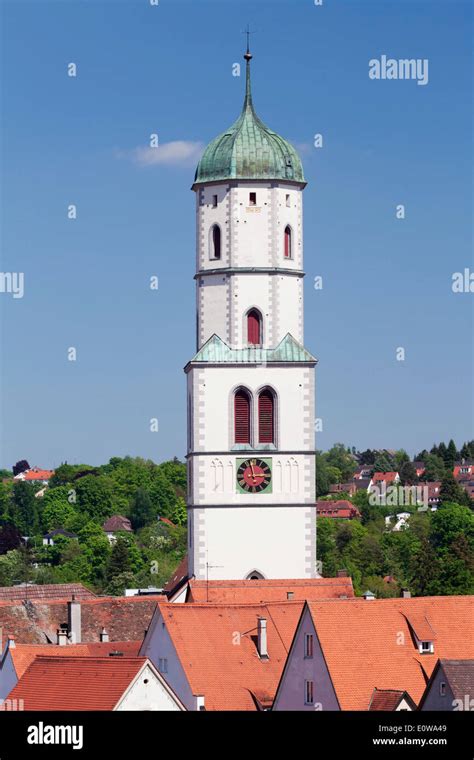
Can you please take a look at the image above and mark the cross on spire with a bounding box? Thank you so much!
[243,24,255,60]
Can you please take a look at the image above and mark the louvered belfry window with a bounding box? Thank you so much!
[234,390,250,444]
[284,225,292,258]
[247,309,261,345]
[258,390,274,444]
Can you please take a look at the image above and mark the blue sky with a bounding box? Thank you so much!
[0,0,472,469]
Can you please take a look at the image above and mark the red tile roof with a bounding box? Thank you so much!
[372,472,399,483]
[146,601,304,710]
[187,577,354,604]
[23,469,54,481]
[0,595,157,644]
[316,500,361,519]
[7,656,147,710]
[0,583,95,602]
[307,596,474,710]
[7,641,141,680]
[368,688,414,711]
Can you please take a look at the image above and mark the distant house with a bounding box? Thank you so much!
[316,501,361,520]
[14,467,54,485]
[453,460,474,481]
[425,481,442,507]
[419,659,474,711]
[42,529,78,547]
[4,655,185,711]
[460,481,474,501]
[353,466,372,480]
[102,515,133,543]
[329,482,357,496]
[413,461,426,478]
[385,512,411,532]
[370,472,400,486]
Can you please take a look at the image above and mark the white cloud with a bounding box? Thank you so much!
[122,140,205,168]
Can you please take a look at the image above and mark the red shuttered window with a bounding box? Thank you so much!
[234,390,250,444]
[247,309,261,345]
[284,225,292,258]
[258,391,274,444]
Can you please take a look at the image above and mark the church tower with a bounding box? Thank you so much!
[185,47,317,581]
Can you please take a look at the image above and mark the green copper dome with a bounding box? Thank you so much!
[194,52,305,185]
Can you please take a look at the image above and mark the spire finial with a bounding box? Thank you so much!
[242,25,255,109]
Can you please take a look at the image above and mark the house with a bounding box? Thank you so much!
[368,688,416,711]
[0,594,158,645]
[413,461,426,478]
[459,480,474,501]
[329,482,357,496]
[353,466,373,480]
[316,500,361,520]
[273,595,474,711]
[0,637,141,700]
[102,515,133,543]
[453,460,474,481]
[418,659,474,711]
[4,655,184,711]
[385,512,411,532]
[139,600,305,710]
[370,472,400,487]
[42,529,78,546]
[14,467,54,485]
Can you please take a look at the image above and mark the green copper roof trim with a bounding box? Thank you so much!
[189,333,317,365]
[194,53,305,185]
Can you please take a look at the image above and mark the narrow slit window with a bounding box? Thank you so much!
[305,680,314,705]
[284,225,292,258]
[286,194,290,207]
[304,633,314,659]
[211,225,221,259]
[212,194,218,207]
[249,192,257,206]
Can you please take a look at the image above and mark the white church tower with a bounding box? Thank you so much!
[185,46,317,581]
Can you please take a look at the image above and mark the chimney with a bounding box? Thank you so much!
[57,628,68,646]
[363,590,375,601]
[257,616,269,660]
[401,588,411,599]
[67,595,81,643]
[100,627,109,643]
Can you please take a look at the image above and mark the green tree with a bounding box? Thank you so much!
[171,497,187,526]
[420,454,446,482]
[41,487,77,531]
[149,473,178,519]
[439,476,471,506]
[75,476,116,523]
[399,461,418,485]
[445,439,459,469]
[130,488,155,529]
[10,481,39,535]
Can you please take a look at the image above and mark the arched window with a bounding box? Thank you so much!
[210,225,221,260]
[247,309,262,345]
[284,225,292,259]
[234,389,250,444]
[246,570,265,580]
[258,390,274,444]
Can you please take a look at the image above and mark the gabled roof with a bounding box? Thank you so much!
[368,688,416,711]
[163,555,189,598]
[22,468,54,481]
[371,472,399,483]
[418,659,474,709]
[102,515,132,532]
[186,577,354,604]
[7,641,141,680]
[144,601,304,710]
[403,611,437,642]
[0,595,158,644]
[189,333,316,366]
[7,656,149,710]
[0,583,95,602]
[305,596,474,710]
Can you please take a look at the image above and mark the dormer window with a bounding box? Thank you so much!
[420,640,434,654]
[249,192,257,206]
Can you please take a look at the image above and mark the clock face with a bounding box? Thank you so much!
[236,458,272,494]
